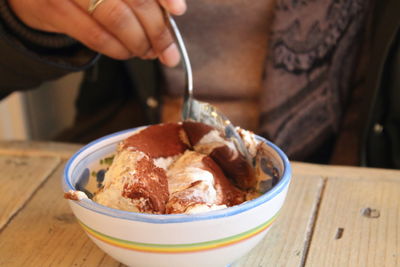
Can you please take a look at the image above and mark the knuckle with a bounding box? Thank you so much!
[85,28,109,49]
[139,45,152,57]
[128,0,152,10]
[151,26,172,51]
[130,39,151,57]
[104,4,131,30]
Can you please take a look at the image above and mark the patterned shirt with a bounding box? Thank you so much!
[161,0,371,161]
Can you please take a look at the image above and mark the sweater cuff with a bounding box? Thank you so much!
[0,0,76,49]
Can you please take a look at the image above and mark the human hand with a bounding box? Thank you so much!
[7,0,186,66]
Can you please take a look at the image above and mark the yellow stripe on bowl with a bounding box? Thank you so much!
[79,213,278,254]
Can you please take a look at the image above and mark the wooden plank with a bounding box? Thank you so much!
[0,161,120,267]
[234,174,325,267]
[292,162,400,182]
[305,177,400,267]
[0,155,60,231]
[0,159,324,267]
[0,140,82,160]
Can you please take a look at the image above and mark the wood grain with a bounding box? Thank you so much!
[0,155,60,231]
[0,161,121,267]
[1,141,400,267]
[234,174,325,267]
[293,162,400,182]
[0,140,82,160]
[305,177,400,267]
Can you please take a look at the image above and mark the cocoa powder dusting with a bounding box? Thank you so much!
[123,123,188,158]
[122,157,169,213]
[201,156,245,206]
[166,184,208,214]
[64,191,79,201]
[96,122,264,214]
[182,121,213,146]
[210,146,256,190]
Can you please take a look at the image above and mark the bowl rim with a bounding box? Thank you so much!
[63,126,291,224]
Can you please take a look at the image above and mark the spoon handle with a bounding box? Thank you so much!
[165,14,194,118]
[165,13,253,166]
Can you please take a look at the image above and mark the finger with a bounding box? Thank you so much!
[47,0,132,59]
[124,0,180,67]
[74,0,155,59]
[158,0,187,15]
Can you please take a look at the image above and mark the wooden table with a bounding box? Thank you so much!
[0,141,399,266]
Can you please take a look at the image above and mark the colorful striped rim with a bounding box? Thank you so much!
[80,213,278,254]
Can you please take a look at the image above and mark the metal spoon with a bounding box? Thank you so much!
[166,14,253,165]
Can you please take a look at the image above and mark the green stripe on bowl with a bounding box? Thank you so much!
[79,213,278,253]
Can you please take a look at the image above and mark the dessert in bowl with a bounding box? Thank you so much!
[62,122,291,267]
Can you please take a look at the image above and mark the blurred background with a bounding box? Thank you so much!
[0,72,82,141]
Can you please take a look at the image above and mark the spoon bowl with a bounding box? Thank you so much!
[166,14,253,165]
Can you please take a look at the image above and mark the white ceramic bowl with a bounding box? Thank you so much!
[62,127,291,267]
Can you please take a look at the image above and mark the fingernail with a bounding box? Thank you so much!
[160,43,180,67]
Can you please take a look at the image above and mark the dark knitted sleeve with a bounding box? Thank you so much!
[0,0,100,98]
[0,0,76,49]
